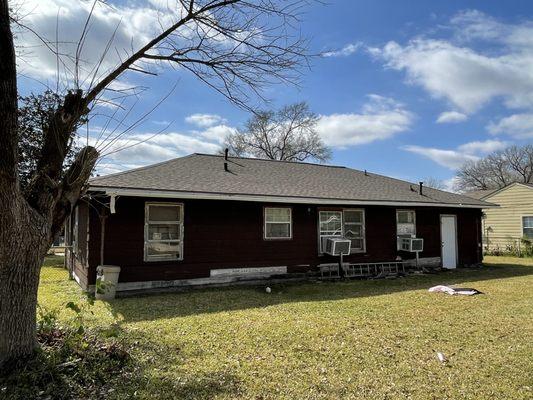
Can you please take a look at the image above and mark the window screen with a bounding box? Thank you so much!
[397,210,416,236]
[145,203,183,261]
[343,210,365,252]
[264,208,292,239]
[319,210,365,253]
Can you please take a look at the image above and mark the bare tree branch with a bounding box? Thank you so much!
[224,101,331,163]
[455,144,533,192]
[1,0,315,365]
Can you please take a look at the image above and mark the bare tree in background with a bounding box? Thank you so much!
[503,145,533,184]
[0,0,311,366]
[455,144,533,192]
[422,177,446,191]
[224,102,331,162]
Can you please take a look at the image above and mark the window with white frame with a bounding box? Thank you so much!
[523,216,533,238]
[264,207,292,239]
[144,203,183,261]
[396,210,416,236]
[72,206,79,255]
[343,209,365,252]
[319,210,365,253]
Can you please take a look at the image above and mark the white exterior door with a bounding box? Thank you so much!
[440,215,457,269]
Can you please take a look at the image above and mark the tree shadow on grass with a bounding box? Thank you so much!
[42,254,65,268]
[123,371,241,400]
[110,262,533,322]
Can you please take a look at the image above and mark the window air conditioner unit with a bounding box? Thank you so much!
[399,237,424,252]
[322,237,351,256]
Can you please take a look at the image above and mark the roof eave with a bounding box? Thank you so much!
[89,186,496,209]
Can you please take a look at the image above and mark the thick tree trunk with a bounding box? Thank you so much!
[0,0,98,369]
[0,194,50,367]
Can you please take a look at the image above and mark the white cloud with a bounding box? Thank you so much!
[369,11,533,115]
[402,145,479,169]
[402,139,510,170]
[373,39,533,114]
[450,10,507,43]
[93,131,220,175]
[317,95,414,147]
[443,177,460,193]
[14,0,181,83]
[185,113,227,128]
[457,139,509,154]
[322,43,361,57]
[94,162,138,176]
[197,124,236,144]
[487,113,533,138]
[450,9,533,48]
[88,119,238,175]
[152,120,171,126]
[436,111,468,124]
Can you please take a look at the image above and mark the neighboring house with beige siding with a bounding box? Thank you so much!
[467,183,533,252]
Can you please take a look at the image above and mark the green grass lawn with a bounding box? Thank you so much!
[38,256,533,399]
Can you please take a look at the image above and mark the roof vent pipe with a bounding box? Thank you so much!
[224,148,229,161]
[419,181,423,196]
[224,162,228,172]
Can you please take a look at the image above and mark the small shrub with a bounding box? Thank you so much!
[36,305,60,336]
[1,326,135,399]
[1,301,136,399]
[484,237,533,258]
[521,237,533,257]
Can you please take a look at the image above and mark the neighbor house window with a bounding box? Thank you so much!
[396,210,416,236]
[523,216,533,238]
[264,207,292,239]
[144,203,183,261]
[319,209,366,253]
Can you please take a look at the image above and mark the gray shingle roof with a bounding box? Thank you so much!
[89,154,493,207]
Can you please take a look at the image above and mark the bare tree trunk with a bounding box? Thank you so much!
[0,193,50,366]
[0,0,308,367]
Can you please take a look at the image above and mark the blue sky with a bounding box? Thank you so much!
[16,0,533,189]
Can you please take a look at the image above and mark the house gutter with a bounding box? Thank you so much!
[89,186,497,209]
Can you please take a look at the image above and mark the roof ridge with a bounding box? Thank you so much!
[345,168,480,202]
[193,153,347,169]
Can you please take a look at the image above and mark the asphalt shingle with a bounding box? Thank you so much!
[89,154,492,207]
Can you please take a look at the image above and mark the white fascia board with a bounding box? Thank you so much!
[89,186,494,209]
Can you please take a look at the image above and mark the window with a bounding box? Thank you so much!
[72,206,79,255]
[523,216,533,238]
[319,211,343,252]
[343,210,365,252]
[145,203,183,261]
[396,210,416,236]
[264,207,292,239]
[319,209,365,253]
